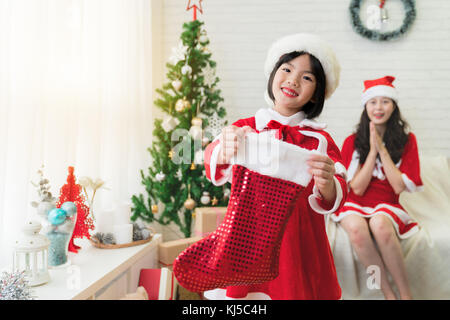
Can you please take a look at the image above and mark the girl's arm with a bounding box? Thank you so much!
[349,150,377,196]
[378,146,406,194]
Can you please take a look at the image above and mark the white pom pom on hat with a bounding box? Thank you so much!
[264,33,341,107]
[361,75,398,107]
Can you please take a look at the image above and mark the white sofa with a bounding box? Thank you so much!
[326,155,450,299]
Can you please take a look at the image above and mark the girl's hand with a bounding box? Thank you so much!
[307,154,337,203]
[217,125,254,164]
[370,121,384,153]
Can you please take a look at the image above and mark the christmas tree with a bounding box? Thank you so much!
[57,166,94,252]
[131,16,230,238]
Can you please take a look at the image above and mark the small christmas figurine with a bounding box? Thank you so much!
[57,166,94,253]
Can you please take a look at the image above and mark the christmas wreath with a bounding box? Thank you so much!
[349,0,416,41]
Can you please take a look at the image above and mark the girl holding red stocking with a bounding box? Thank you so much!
[331,76,423,299]
[174,34,347,300]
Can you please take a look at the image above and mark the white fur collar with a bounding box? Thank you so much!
[254,108,327,131]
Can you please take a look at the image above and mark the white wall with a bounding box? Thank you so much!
[161,0,450,157]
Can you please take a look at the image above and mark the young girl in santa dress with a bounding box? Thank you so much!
[202,33,348,300]
[331,76,423,300]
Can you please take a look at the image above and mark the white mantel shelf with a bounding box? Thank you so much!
[19,234,161,300]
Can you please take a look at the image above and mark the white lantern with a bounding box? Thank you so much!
[13,221,50,286]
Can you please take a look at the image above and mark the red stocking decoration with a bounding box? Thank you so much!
[173,164,305,292]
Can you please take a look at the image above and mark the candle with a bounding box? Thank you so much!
[114,203,131,225]
[113,224,133,245]
[96,209,114,234]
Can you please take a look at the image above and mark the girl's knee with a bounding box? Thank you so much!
[369,215,396,245]
[342,217,371,248]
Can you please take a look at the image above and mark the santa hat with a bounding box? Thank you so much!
[264,33,340,106]
[361,76,398,107]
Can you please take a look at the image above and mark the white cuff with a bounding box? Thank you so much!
[308,176,343,215]
[209,140,233,186]
[401,173,423,193]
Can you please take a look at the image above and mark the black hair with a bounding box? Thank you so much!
[354,101,410,164]
[267,51,326,119]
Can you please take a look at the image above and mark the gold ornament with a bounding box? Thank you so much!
[168,150,174,159]
[191,117,203,127]
[151,204,158,214]
[211,196,218,206]
[175,97,191,112]
[190,162,196,170]
[184,198,196,210]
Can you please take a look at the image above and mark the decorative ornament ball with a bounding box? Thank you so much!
[200,191,211,205]
[155,172,166,182]
[175,98,191,112]
[172,79,182,91]
[191,117,203,127]
[151,204,158,214]
[202,47,211,54]
[181,65,192,75]
[175,98,186,112]
[60,201,77,217]
[182,98,191,110]
[48,208,67,226]
[199,35,208,44]
[184,198,196,210]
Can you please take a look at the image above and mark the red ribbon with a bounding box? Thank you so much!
[265,120,303,144]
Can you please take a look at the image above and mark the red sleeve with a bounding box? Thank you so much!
[340,134,356,169]
[399,133,423,189]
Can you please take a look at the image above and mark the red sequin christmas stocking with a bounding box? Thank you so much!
[173,133,315,292]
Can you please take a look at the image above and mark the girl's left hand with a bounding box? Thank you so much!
[370,121,384,152]
[307,154,336,203]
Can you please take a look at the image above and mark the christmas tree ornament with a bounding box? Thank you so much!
[168,42,188,65]
[174,134,312,292]
[186,0,203,21]
[47,208,67,226]
[172,79,182,91]
[202,63,216,87]
[12,221,50,287]
[211,196,218,206]
[168,150,174,160]
[162,116,180,132]
[190,162,196,170]
[151,204,159,214]
[194,149,203,164]
[199,35,208,44]
[202,47,212,54]
[155,172,166,182]
[200,191,211,205]
[181,64,192,75]
[184,198,196,210]
[175,97,191,112]
[191,116,203,127]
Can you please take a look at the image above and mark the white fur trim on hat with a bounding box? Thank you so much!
[264,33,340,106]
[361,85,398,107]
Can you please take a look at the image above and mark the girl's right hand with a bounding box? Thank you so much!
[217,125,254,164]
[369,122,378,155]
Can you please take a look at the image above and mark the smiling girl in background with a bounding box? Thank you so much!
[331,76,423,300]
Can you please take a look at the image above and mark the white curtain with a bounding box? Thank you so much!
[0,0,155,267]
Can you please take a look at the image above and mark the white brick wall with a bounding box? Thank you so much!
[160,0,450,157]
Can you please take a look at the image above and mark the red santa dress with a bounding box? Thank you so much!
[202,108,348,300]
[331,133,423,239]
